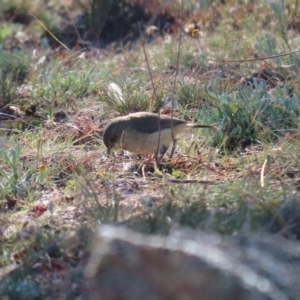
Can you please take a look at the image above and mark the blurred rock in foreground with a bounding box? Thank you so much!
[85,226,300,300]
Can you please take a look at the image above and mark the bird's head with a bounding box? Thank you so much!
[103,122,122,154]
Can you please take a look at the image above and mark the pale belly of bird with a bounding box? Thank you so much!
[118,125,187,155]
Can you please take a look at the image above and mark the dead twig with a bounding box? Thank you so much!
[208,48,300,63]
[260,157,268,187]
[168,179,221,185]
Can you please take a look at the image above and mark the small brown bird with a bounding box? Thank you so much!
[103,112,216,157]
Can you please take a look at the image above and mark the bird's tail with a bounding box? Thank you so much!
[187,123,218,130]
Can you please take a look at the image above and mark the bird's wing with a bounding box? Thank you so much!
[129,114,185,134]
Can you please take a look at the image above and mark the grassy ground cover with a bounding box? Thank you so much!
[1,0,300,298]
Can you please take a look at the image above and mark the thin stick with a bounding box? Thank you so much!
[138,22,162,165]
[170,0,183,158]
[138,22,158,108]
[169,139,177,159]
[260,158,268,187]
[32,15,72,52]
[62,2,82,42]
[208,48,300,63]
[168,179,220,185]
[142,164,146,180]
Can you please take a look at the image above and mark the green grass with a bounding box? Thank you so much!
[0,22,21,42]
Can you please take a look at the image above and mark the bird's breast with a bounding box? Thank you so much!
[118,124,187,154]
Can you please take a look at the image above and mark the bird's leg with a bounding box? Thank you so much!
[154,145,167,167]
[158,145,168,163]
[153,145,168,177]
[169,138,177,159]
